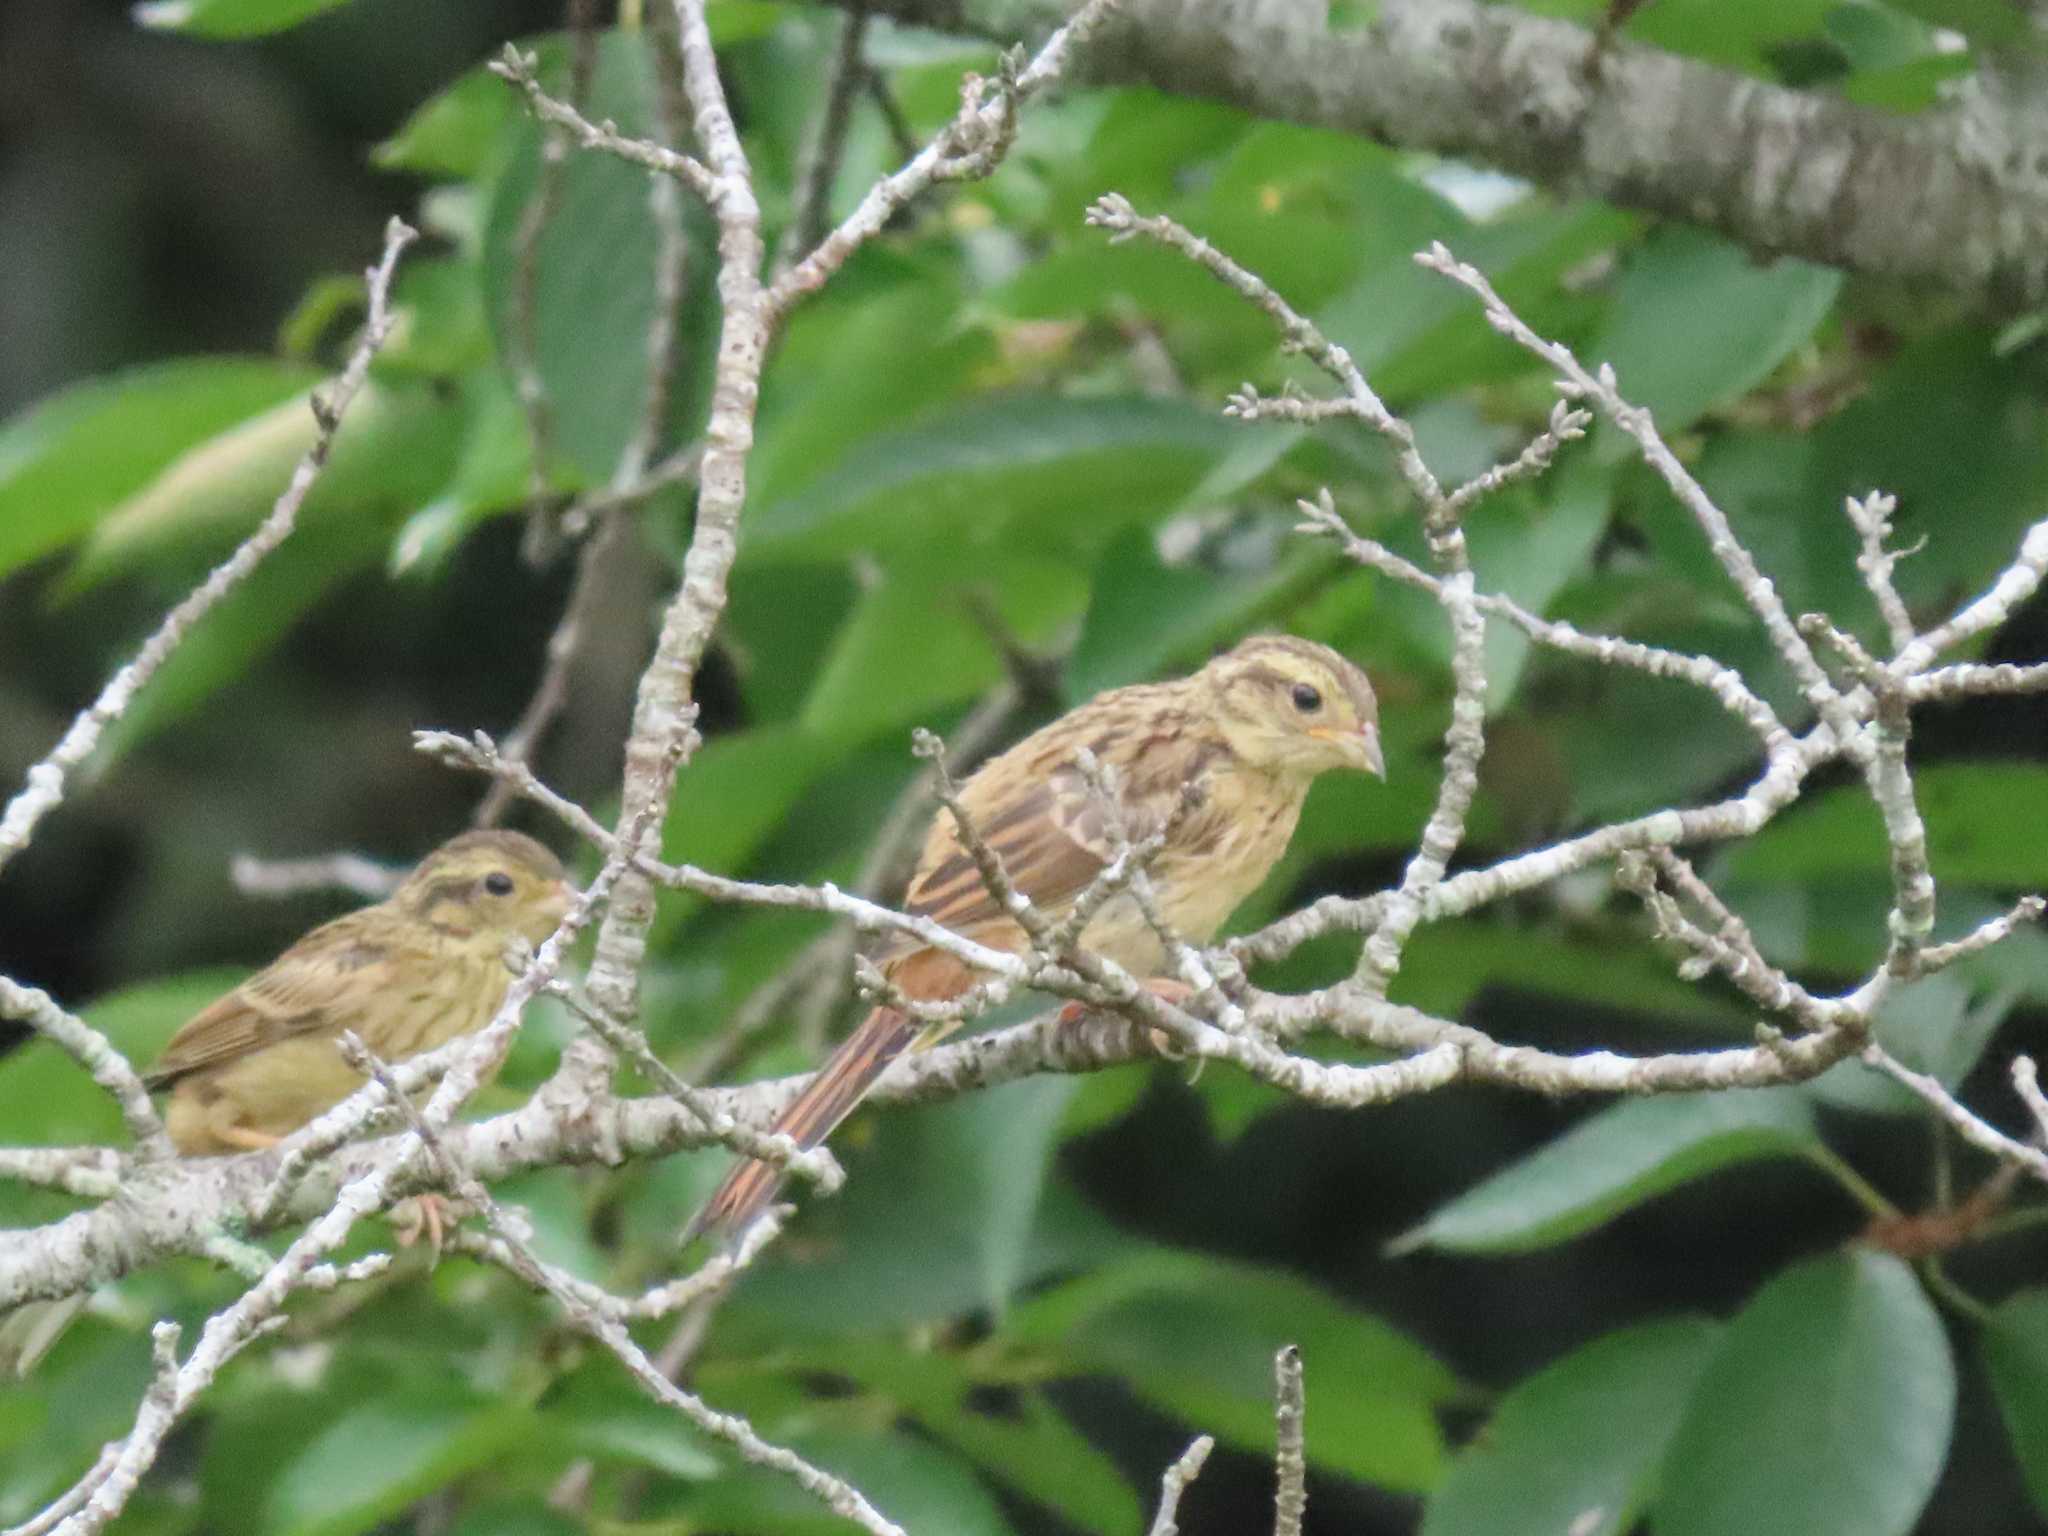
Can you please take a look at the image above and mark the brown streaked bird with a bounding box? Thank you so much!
[147,828,570,1153]
[0,829,572,1376]
[692,635,1383,1240]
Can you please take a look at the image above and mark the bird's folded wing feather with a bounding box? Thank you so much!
[143,913,404,1086]
[903,746,1188,941]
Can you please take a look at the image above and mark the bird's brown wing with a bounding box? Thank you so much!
[143,910,404,1087]
[902,703,1206,945]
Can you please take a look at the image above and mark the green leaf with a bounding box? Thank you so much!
[1555,668,1764,824]
[443,1504,580,1536]
[722,563,861,723]
[98,520,395,762]
[727,1079,1112,1332]
[1466,460,1611,711]
[1328,202,1636,402]
[481,32,711,485]
[800,551,1087,738]
[1042,90,1247,237]
[1624,0,1839,71]
[375,68,517,180]
[384,257,493,378]
[549,1363,720,1481]
[744,396,1238,563]
[1195,1069,1288,1143]
[1811,329,2048,622]
[390,375,533,577]
[265,1386,535,1536]
[680,1426,1018,1536]
[924,1386,1135,1534]
[1423,1319,1723,1536]
[969,1077,1077,1317]
[1806,974,2004,1116]
[0,359,316,579]
[0,969,243,1153]
[1390,921,1751,1032]
[1589,225,1841,436]
[66,378,462,591]
[654,724,852,938]
[706,1,798,44]
[1195,128,1455,315]
[1009,1248,1460,1492]
[135,0,354,39]
[794,1337,1141,1535]
[1984,1289,2048,1520]
[1840,49,1977,111]
[1727,762,2048,889]
[1397,1089,1823,1254]
[1655,1250,1953,1536]
[1064,526,1332,705]
[749,275,996,510]
[0,1325,157,1522]
[1883,0,2025,48]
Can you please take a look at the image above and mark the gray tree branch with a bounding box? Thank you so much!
[829,0,2048,312]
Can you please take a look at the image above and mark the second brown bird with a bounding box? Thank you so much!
[694,634,1384,1238]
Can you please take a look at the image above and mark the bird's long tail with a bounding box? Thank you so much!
[686,1005,922,1245]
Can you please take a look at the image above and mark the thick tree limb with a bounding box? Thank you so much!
[830,0,2048,312]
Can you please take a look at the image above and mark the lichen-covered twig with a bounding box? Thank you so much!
[0,978,169,1159]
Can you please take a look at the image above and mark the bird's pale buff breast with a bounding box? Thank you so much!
[1077,764,1309,975]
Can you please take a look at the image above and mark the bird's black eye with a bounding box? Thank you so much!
[483,872,515,897]
[1290,683,1323,713]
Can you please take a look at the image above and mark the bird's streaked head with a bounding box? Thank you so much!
[395,829,573,944]
[1203,635,1384,780]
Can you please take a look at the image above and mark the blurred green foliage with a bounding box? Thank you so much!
[6,0,2048,1533]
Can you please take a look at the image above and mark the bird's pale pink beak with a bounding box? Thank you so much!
[1359,726,1386,780]
[1310,725,1385,779]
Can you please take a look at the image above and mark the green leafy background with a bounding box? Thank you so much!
[5,1,2048,1533]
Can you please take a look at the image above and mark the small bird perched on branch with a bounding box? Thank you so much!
[0,829,571,1375]
[146,828,570,1152]
[692,635,1384,1240]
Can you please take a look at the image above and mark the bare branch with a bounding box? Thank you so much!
[1090,194,1442,508]
[502,0,599,550]
[1296,490,1785,746]
[1416,241,1853,736]
[489,44,715,199]
[567,0,771,1112]
[230,850,401,901]
[2012,1056,2048,1147]
[1905,661,2048,701]
[0,217,416,877]
[768,0,1119,318]
[1896,517,2048,672]
[1272,1345,1307,1536]
[0,1147,123,1200]
[778,2,871,271]
[1146,1435,1214,1536]
[542,978,843,1191]
[1864,1045,2048,1188]
[1917,898,2046,974]
[808,0,2048,315]
[476,514,629,827]
[1844,491,1917,657]
[0,977,169,1158]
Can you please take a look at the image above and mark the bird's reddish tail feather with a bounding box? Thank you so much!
[686,1006,920,1245]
